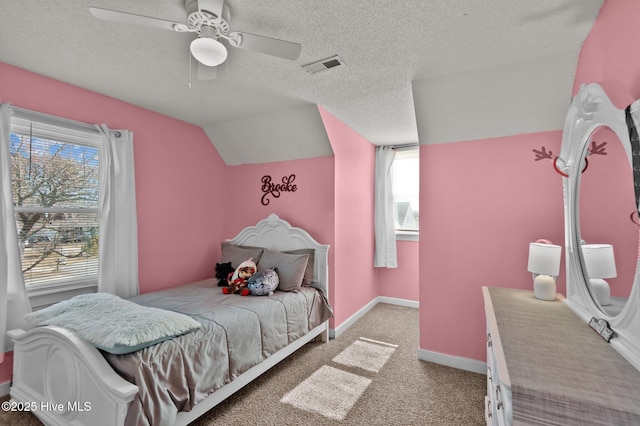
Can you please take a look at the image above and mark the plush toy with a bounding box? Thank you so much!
[247,268,279,296]
[222,259,257,296]
[215,262,235,287]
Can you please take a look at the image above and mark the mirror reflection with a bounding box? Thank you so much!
[578,125,638,317]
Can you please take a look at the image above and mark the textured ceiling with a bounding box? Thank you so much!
[0,0,604,162]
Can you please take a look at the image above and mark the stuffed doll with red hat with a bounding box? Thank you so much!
[222,259,257,296]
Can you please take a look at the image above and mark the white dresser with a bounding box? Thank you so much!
[483,286,640,426]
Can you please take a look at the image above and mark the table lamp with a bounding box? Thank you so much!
[582,243,617,306]
[528,240,562,300]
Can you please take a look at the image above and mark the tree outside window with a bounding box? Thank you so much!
[10,120,100,288]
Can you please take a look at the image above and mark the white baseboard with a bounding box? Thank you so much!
[0,381,10,398]
[333,298,485,375]
[330,297,378,339]
[377,296,419,309]
[417,348,486,375]
[330,296,418,339]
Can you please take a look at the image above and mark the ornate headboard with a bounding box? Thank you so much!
[227,214,330,297]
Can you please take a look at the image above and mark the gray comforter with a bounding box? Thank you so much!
[103,278,332,426]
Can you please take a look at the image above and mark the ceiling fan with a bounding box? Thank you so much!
[90,0,302,76]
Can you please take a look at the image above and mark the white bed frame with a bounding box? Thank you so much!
[7,214,330,426]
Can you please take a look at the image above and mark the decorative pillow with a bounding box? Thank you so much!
[220,242,263,267]
[247,268,280,296]
[284,248,315,286]
[24,293,201,355]
[258,249,309,292]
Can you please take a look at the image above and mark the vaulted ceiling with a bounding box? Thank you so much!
[0,0,604,164]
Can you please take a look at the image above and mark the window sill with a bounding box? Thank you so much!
[396,231,419,241]
[28,280,97,310]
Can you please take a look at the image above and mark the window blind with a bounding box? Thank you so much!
[10,112,101,288]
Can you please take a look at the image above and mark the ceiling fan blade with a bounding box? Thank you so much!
[89,7,182,32]
[228,32,301,61]
[197,62,218,80]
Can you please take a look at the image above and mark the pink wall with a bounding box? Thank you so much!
[418,0,640,363]
[573,0,640,104]
[0,62,228,380]
[319,107,378,325]
[419,132,565,360]
[222,156,335,243]
[222,155,336,315]
[377,240,420,301]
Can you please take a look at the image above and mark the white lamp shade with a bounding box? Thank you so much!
[190,37,228,67]
[582,244,617,279]
[528,242,562,276]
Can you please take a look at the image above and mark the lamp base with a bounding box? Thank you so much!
[534,274,556,301]
[589,278,610,306]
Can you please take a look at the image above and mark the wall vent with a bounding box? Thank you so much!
[302,55,345,74]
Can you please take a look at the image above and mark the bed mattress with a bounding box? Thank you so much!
[103,278,332,426]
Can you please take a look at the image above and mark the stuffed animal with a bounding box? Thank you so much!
[215,262,235,287]
[247,268,279,296]
[222,259,257,296]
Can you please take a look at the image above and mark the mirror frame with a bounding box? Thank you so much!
[559,82,640,370]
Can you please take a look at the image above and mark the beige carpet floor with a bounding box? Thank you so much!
[0,303,486,425]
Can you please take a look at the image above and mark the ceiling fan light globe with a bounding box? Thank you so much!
[190,37,227,66]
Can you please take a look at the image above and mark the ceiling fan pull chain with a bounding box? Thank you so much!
[188,51,192,90]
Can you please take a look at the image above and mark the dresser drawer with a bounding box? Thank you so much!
[485,307,512,425]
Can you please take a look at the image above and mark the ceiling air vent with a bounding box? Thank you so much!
[302,55,345,74]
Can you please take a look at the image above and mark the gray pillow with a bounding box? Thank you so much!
[284,248,315,286]
[258,249,310,292]
[220,243,263,267]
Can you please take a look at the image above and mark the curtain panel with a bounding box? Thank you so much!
[97,125,139,298]
[374,145,397,268]
[0,105,32,360]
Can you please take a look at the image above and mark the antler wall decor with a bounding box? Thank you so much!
[532,141,608,177]
[532,146,554,161]
[589,141,608,156]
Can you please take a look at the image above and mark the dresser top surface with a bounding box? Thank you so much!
[484,286,640,424]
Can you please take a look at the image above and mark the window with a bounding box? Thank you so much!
[391,147,419,237]
[10,114,102,299]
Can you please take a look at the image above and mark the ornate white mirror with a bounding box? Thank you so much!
[578,124,637,316]
[558,82,640,370]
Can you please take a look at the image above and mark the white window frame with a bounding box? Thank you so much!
[392,145,419,241]
[10,109,102,308]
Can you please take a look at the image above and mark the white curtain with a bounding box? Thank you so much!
[0,105,32,360]
[97,125,139,298]
[374,146,397,268]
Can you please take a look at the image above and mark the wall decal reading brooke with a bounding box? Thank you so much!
[261,174,297,205]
